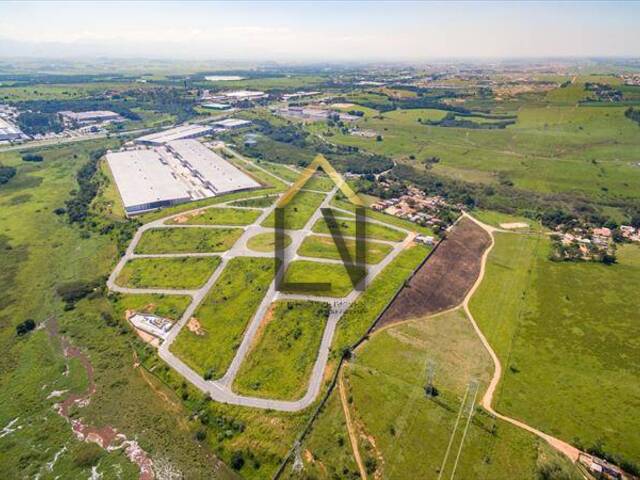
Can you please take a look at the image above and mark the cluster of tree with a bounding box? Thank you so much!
[625,106,640,126]
[21,153,43,162]
[253,119,309,147]
[16,111,63,135]
[348,110,365,117]
[549,237,617,265]
[421,112,516,129]
[123,87,196,123]
[64,148,105,224]
[584,82,623,103]
[17,99,139,123]
[0,164,17,185]
[314,140,393,174]
[559,80,572,88]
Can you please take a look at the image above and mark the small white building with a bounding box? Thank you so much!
[213,118,252,129]
[129,314,173,340]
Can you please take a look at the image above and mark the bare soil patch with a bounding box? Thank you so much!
[376,218,491,329]
[187,317,205,336]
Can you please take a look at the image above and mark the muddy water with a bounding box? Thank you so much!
[47,318,155,480]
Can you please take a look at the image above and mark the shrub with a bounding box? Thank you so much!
[16,319,36,336]
[230,451,245,470]
[21,153,43,162]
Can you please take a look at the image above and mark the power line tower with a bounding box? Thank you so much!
[292,440,304,474]
[425,359,437,397]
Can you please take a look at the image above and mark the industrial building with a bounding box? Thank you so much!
[166,139,260,194]
[106,148,192,214]
[134,124,214,146]
[213,118,252,129]
[0,117,25,142]
[106,139,260,214]
[59,110,122,125]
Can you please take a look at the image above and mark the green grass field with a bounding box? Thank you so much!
[109,293,191,322]
[298,234,392,264]
[282,260,364,297]
[312,217,407,242]
[246,231,291,252]
[261,190,326,230]
[170,257,277,378]
[233,300,330,400]
[294,309,580,479]
[470,233,640,466]
[228,195,278,208]
[166,207,262,226]
[115,257,220,289]
[134,227,243,254]
[308,104,640,206]
[0,139,236,479]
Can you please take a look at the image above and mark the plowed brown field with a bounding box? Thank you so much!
[375,218,491,329]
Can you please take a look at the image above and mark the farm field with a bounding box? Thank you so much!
[312,217,407,242]
[293,309,580,479]
[377,218,491,329]
[261,190,325,229]
[170,257,277,378]
[470,233,640,467]
[233,300,330,400]
[281,260,365,297]
[115,256,220,289]
[166,207,262,226]
[298,234,392,264]
[246,231,291,252]
[134,227,243,254]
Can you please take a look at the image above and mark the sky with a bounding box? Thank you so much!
[1,1,639,61]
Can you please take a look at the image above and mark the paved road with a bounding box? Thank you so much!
[107,173,416,411]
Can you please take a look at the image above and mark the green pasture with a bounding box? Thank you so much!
[470,233,640,465]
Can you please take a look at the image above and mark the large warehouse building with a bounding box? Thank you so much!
[135,124,213,146]
[106,140,260,215]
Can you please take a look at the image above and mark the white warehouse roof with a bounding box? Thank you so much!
[106,149,191,212]
[135,124,214,145]
[167,140,260,194]
[213,118,252,128]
